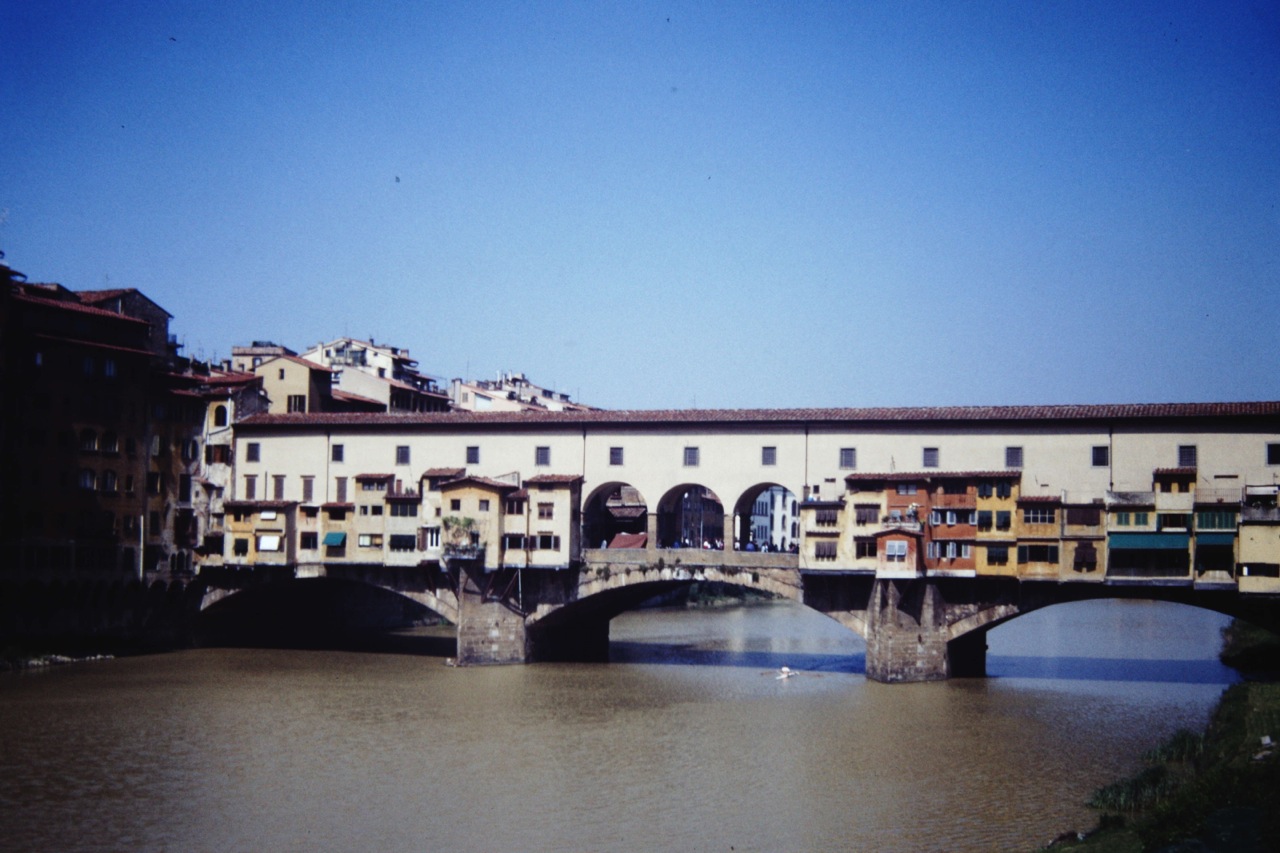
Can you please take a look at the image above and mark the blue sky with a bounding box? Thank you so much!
[3,1,1277,409]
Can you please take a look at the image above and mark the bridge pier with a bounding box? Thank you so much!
[455,566,528,665]
[864,579,954,683]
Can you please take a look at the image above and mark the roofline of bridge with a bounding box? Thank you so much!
[235,400,1280,432]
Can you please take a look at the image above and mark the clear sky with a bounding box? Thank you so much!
[3,1,1277,410]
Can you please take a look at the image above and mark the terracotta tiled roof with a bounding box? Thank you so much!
[224,500,296,509]
[1154,467,1198,475]
[76,288,173,317]
[355,473,394,480]
[330,389,385,406]
[524,474,583,485]
[422,467,465,478]
[1017,495,1063,503]
[440,475,519,492]
[30,332,154,357]
[237,400,1280,430]
[322,502,354,509]
[259,354,335,372]
[14,292,150,324]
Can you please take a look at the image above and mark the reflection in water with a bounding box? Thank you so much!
[0,599,1235,853]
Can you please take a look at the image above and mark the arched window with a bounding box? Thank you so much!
[101,431,119,454]
[102,470,118,492]
[79,469,97,490]
[213,404,228,427]
[79,429,97,452]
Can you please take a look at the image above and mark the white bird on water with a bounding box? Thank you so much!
[776,666,795,680]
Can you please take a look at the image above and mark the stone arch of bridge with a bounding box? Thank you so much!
[582,480,650,549]
[654,482,725,550]
[197,573,459,632]
[943,583,1280,645]
[731,482,801,552]
[524,561,807,660]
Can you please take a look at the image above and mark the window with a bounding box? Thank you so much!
[1092,445,1109,467]
[1269,444,1280,466]
[450,499,461,511]
[535,534,561,551]
[335,476,348,502]
[885,540,908,562]
[814,541,836,560]
[1005,446,1023,468]
[506,498,525,514]
[978,482,993,498]
[80,429,98,452]
[179,474,193,502]
[357,534,383,548]
[243,475,256,500]
[371,505,383,516]
[1134,511,1149,526]
[421,527,441,549]
[1023,507,1056,525]
[761,446,777,466]
[287,395,306,413]
[300,532,318,550]
[896,483,918,495]
[1197,510,1236,530]
[1017,544,1059,564]
[995,511,1012,530]
[977,510,993,529]
[102,470,118,493]
[256,534,282,552]
[996,481,1012,499]
[213,405,228,427]
[534,446,551,466]
[466,446,480,464]
[233,538,249,556]
[272,475,285,500]
[302,476,314,503]
[1178,445,1198,467]
[389,534,416,552]
[246,442,260,462]
[390,502,417,517]
[396,445,410,465]
[987,545,1009,566]
[1066,506,1101,526]
[478,499,490,512]
[923,447,939,468]
[538,502,554,520]
[816,508,838,526]
[79,469,97,491]
[609,447,624,466]
[332,444,344,462]
[503,534,527,550]
[839,448,856,469]
[683,446,699,467]
[101,432,119,454]
[855,506,879,525]
[361,480,387,492]
[855,538,877,558]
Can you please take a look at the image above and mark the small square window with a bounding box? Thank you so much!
[609,447,624,466]
[246,442,260,462]
[396,445,410,465]
[332,444,344,462]
[1005,446,1023,468]
[683,447,699,467]
[1092,445,1109,467]
[1178,445,1197,467]
[535,446,550,466]
[839,448,856,469]
[450,499,461,511]
[466,446,480,465]
[923,447,939,468]
[478,499,490,512]
[1269,443,1280,466]
[761,446,777,466]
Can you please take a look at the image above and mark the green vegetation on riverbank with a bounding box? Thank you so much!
[1047,621,1280,851]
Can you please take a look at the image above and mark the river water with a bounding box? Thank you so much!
[0,600,1236,852]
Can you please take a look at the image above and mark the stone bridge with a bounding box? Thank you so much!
[196,550,1280,683]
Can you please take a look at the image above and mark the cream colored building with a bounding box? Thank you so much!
[220,402,1280,593]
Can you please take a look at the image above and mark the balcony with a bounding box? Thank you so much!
[1242,505,1280,523]
[1194,488,1242,506]
[444,544,485,561]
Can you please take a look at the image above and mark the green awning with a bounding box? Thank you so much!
[1108,532,1189,550]
[1196,533,1235,546]
[323,531,346,546]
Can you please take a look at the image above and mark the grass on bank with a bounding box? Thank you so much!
[1047,620,1280,851]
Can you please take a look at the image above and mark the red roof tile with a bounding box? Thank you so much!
[237,400,1280,430]
[524,474,583,485]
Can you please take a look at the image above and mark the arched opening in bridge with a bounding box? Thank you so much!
[981,599,1237,683]
[733,483,800,552]
[197,577,455,655]
[582,481,649,548]
[656,484,724,549]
